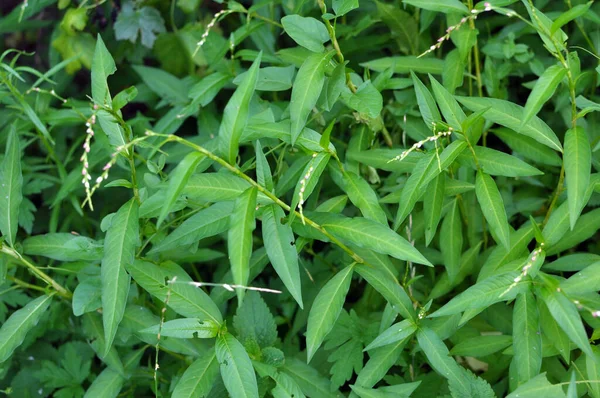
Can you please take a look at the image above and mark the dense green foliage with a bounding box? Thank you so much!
[2,0,600,396]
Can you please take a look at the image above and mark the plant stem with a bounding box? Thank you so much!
[1,245,72,299]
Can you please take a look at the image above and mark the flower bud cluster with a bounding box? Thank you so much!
[298,153,318,225]
[388,128,453,163]
[419,2,493,58]
[195,10,233,50]
[80,114,97,195]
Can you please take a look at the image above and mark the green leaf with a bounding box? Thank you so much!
[127,260,223,324]
[0,294,53,363]
[306,265,353,363]
[101,198,138,357]
[547,207,600,255]
[148,201,233,255]
[333,0,358,16]
[586,347,600,398]
[456,96,562,152]
[283,357,339,397]
[228,187,258,305]
[506,373,565,398]
[83,368,124,398]
[333,170,387,225]
[0,128,23,247]
[449,335,512,357]
[559,261,600,294]
[476,171,510,250]
[417,327,468,390]
[424,174,445,246]
[512,290,541,386]
[522,2,568,54]
[320,62,346,111]
[429,271,527,317]
[440,199,463,283]
[564,127,591,229]
[340,80,383,118]
[234,66,295,92]
[458,146,543,177]
[183,172,260,203]
[411,71,441,129]
[521,64,566,127]
[91,34,116,106]
[281,15,329,53]
[255,141,273,192]
[538,299,571,364]
[376,1,417,54]
[356,263,415,321]
[219,53,262,164]
[353,340,407,390]
[364,319,417,351]
[113,1,166,48]
[429,74,465,131]
[448,368,496,398]
[184,72,231,113]
[290,51,335,145]
[132,65,187,104]
[361,56,445,75]
[310,212,432,266]
[403,0,469,14]
[394,152,437,228]
[172,352,219,398]
[539,283,594,357]
[262,205,303,308]
[140,318,218,339]
[290,152,331,219]
[157,152,204,228]
[492,127,562,167]
[216,333,259,398]
[551,2,592,34]
[233,291,277,347]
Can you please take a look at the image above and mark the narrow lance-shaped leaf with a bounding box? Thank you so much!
[0,294,53,363]
[289,152,331,224]
[521,64,566,127]
[101,198,139,357]
[216,333,259,398]
[290,51,335,145]
[262,204,303,308]
[333,169,387,225]
[219,53,262,164]
[564,127,591,229]
[91,34,117,106]
[417,327,468,391]
[306,265,354,363]
[512,290,542,387]
[440,199,462,283]
[550,2,592,34]
[411,71,441,129]
[172,351,219,398]
[403,0,469,14]
[0,127,23,247]
[424,174,445,246]
[228,187,258,305]
[157,151,204,228]
[475,171,510,250]
[429,74,465,131]
[255,140,273,192]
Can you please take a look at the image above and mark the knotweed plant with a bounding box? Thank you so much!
[2,1,600,397]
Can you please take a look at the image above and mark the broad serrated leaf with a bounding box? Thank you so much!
[216,333,259,398]
[521,64,566,126]
[476,171,510,250]
[219,53,262,164]
[0,127,22,247]
[0,294,53,363]
[564,127,591,229]
[512,290,541,386]
[233,291,277,347]
[262,205,303,307]
[101,198,138,357]
[306,265,353,363]
[228,187,257,305]
[290,51,335,145]
[172,352,219,398]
